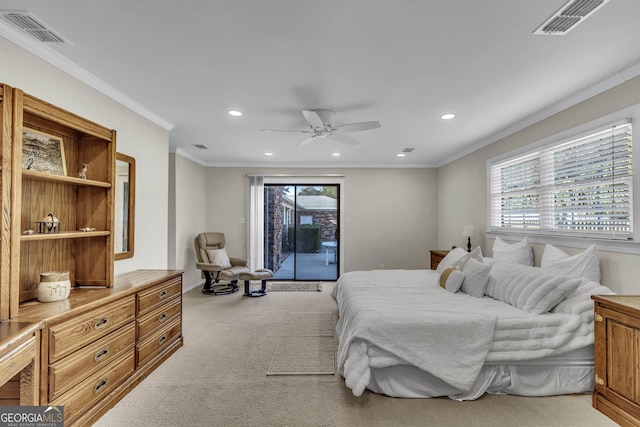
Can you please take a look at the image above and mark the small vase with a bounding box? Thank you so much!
[38,271,71,302]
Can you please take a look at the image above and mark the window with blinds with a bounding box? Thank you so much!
[489,120,633,240]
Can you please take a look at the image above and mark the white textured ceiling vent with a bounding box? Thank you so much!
[1,11,68,43]
[534,0,610,35]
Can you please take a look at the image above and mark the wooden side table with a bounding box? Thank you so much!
[429,250,450,270]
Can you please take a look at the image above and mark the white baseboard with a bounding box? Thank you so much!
[183,281,202,293]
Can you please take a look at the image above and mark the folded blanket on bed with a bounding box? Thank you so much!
[341,306,496,395]
[334,270,497,396]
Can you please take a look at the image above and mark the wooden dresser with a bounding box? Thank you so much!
[592,295,640,426]
[429,250,450,270]
[15,269,183,426]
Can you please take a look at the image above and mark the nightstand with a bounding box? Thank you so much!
[429,250,450,270]
[591,295,640,426]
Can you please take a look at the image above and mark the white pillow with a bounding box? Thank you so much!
[445,270,465,293]
[207,248,232,269]
[492,237,533,266]
[450,246,483,270]
[541,244,600,282]
[461,258,491,298]
[435,247,468,273]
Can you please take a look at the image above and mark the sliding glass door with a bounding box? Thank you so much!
[264,184,339,281]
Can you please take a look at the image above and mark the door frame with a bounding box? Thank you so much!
[263,176,344,279]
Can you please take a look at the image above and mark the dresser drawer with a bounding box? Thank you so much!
[137,296,181,340]
[137,277,182,315]
[50,351,135,425]
[136,316,181,368]
[48,322,135,401]
[49,296,136,362]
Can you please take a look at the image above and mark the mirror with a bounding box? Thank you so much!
[115,152,135,260]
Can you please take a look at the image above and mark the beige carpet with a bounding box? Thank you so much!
[267,312,335,375]
[267,281,322,292]
[94,283,618,427]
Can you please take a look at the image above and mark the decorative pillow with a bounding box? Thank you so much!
[492,237,533,266]
[206,248,232,269]
[451,246,483,270]
[540,244,600,282]
[435,247,468,273]
[439,267,457,288]
[445,270,465,293]
[487,261,582,314]
[482,257,496,266]
[460,258,491,298]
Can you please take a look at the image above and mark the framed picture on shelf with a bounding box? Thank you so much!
[21,127,67,176]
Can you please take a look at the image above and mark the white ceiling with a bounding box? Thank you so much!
[2,0,640,167]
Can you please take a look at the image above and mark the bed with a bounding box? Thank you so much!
[331,256,614,401]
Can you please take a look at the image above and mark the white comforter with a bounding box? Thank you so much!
[332,268,611,397]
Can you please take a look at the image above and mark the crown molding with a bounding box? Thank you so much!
[171,147,208,166]
[0,21,175,131]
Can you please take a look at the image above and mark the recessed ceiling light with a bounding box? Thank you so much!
[228,110,242,117]
[264,152,273,156]
[396,153,406,157]
[440,113,456,120]
[332,152,341,157]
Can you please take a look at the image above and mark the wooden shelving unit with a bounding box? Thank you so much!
[0,83,182,426]
[1,83,116,318]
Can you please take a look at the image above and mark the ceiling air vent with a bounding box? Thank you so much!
[194,144,209,150]
[1,11,68,43]
[402,148,415,153]
[533,0,610,35]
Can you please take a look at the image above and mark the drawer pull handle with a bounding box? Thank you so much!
[159,290,168,299]
[158,334,167,345]
[94,317,109,330]
[94,379,108,394]
[158,312,168,323]
[95,347,110,362]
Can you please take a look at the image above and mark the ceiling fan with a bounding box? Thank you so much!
[261,109,381,147]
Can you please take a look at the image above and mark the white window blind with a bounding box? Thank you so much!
[489,120,633,240]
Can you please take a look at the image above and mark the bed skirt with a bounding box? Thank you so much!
[365,346,594,400]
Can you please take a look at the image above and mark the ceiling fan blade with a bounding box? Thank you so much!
[335,121,381,133]
[296,135,317,147]
[260,129,313,133]
[329,133,360,145]
[302,110,325,128]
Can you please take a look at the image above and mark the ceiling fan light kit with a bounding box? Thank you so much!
[261,109,381,147]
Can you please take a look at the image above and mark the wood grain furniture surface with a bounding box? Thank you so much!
[1,83,116,320]
[13,269,183,426]
[1,84,184,425]
[592,295,640,427]
[0,321,42,406]
[429,250,450,270]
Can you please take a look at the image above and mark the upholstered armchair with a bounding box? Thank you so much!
[195,232,250,295]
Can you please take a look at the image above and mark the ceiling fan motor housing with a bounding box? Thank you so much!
[309,109,336,131]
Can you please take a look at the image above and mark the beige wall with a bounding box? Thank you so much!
[438,74,640,294]
[185,166,437,288]
[1,36,171,277]
[169,153,207,290]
